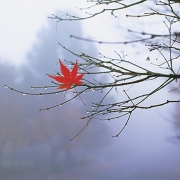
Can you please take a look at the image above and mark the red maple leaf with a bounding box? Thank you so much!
[48,59,84,90]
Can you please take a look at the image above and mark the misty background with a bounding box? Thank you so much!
[1,1,180,180]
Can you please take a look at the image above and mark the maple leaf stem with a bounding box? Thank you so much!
[74,87,86,106]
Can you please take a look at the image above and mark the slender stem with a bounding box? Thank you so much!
[74,87,86,106]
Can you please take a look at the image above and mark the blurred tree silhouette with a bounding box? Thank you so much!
[6,1,180,139]
[1,19,112,170]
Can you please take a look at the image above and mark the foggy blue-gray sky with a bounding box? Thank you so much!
[1,1,180,180]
